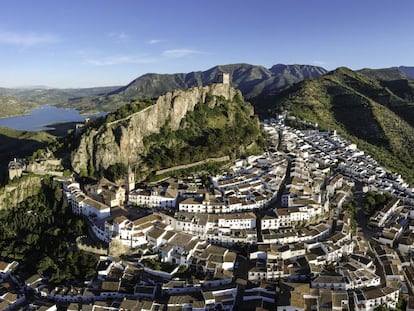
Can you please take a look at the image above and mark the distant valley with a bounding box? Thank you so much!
[0,86,120,118]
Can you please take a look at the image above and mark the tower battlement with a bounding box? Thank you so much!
[218,72,230,85]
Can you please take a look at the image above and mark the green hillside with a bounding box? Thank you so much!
[268,67,414,182]
[0,86,120,118]
[0,178,97,283]
[358,68,409,81]
[143,93,264,172]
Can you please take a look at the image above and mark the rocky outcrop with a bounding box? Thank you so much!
[71,83,240,174]
[0,175,43,209]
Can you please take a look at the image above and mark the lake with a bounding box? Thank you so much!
[0,105,106,131]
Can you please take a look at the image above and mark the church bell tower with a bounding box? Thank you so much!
[125,164,135,194]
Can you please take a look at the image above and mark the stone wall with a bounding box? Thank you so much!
[154,156,230,176]
[76,236,107,255]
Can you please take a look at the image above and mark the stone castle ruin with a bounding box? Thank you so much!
[218,72,230,85]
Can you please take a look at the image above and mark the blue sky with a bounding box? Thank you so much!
[0,0,413,88]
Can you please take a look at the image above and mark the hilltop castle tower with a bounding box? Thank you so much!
[218,72,230,85]
[8,158,23,181]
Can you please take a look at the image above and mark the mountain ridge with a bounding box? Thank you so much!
[2,63,414,119]
[394,66,414,79]
[111,63,328,100]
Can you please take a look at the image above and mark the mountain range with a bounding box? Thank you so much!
[53,63,327,114]
[112,63,328,99]
[106,64,414,101]
[2,63,414,117]
[52,63,414,118]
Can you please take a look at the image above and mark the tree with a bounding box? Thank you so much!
[233,242,249,257]
[105,163,127,181]
[324,263,336,273]
[0,178,98,284]
[364,191,392,216]
[395,297,407,311]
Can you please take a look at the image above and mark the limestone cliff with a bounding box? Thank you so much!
[0,175,43,209]
[71,83,248,175]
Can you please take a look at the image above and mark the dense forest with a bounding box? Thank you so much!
[0,178,98,284]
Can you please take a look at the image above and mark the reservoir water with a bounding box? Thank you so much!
[0,105,106,131]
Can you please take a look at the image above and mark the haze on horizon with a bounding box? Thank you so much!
[1,0,413,88]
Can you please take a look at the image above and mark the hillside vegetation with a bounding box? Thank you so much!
[269,67,414,182]
[0,86,120,118]
[0,178,97,284]
[143,93,263,171]
[0,96,39,118]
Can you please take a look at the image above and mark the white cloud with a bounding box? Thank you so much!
[86,54,157,66]
[84,47,205,66]
[147,39,164,45]
[0,29,60,46]
[162,48,201,58]
[108,32,129,41]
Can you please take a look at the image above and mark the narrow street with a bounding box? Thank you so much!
[352,182,387,286]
